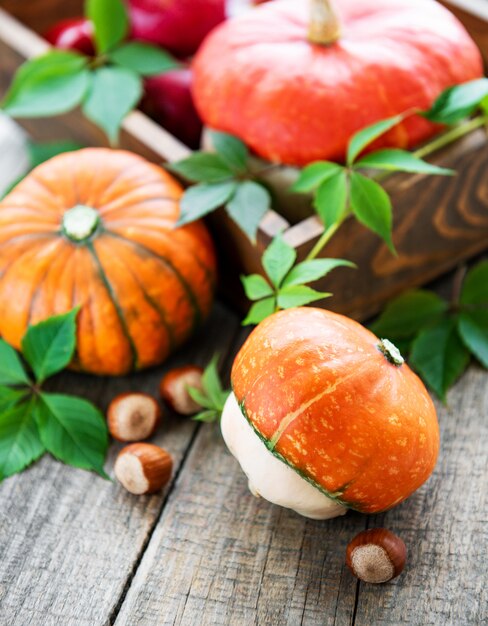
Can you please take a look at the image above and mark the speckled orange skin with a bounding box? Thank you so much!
[231,308,439,513]
[0,149,216,375]
[193,0,483,166]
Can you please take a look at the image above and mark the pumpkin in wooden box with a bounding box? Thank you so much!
[193,0,483,166]
[0,149,216,376]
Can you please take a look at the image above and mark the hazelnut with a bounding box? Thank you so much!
[114,443,173,495]
[346,528,407,583]
[107,393,161,442]
[160,365,204,415]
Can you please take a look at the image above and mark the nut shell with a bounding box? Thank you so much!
[160,365,204,415]
[107,392,161,442]
[114,443,173,495]
[346,528,407,583]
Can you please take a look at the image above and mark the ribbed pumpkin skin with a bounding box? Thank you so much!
[193,0,483,166]
[232,308,439,513]
[0,149,216,375]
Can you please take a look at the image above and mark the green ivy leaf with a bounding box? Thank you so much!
[241,274,274,300]
[424,78,488,124]
[109,42,179,75]
[87,0,129,54]
[28,140,83,167]
[277,285,330,309]
[242,297,276,326]
[283,258,355,287]
[170,153,233,183]
[83,66,142,143]
[34,393,108,477]
[354,149,454,176]
[190,356,230,423]
[410,318,470,400]
[347,114,405,165]
[210,131,248,174]
[2,51,89,118]
[226,181,271,242]
[201,355,228,411]
[349,172,395,253]
[290,162,342,193]
[313,170,348,226]
[457,311,488,368]
[0,340,30,386]
[21,309,79,384]
[262,235,296,288]
[0,399,45,480]
[178,181,238,226]
[460,260,488,306]
[0,387,27,413]
[192,409,222,423]
[370,291,448,339]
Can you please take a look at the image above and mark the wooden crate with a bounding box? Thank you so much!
[1,0,487,320]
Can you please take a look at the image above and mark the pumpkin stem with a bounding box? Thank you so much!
[62,205,100,242]
[378,339,404,367]
[308,0,341,46]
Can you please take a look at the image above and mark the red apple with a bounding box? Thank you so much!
[44,18,95,56]
[128,0,226,58]
[142,68,203,148]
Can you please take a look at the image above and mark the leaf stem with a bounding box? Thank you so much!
[305,220,342,260]
[413,115,487,159]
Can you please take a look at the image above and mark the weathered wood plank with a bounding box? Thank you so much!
[0,304,240,626]
[353,365,488,626]
[113,362,487,626]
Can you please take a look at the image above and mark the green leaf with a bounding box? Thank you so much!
[277,285,330,309]
[108,42,179,75]
[0,399,45,480]
[82,66,142,143]
[283,258,355,287]
[291,162,342,193]
[0,340,30,386]
[349,172,395,253]
[457,311,488,368]
[87,0,129,54]
[201,355,228,411]
[262,235,296,288]
[354,149,454,176]
[28,140,83,167]
[424,78,488,124]
[34,393,108,477]
[370,291,448,339]
[178,181,238,226]
[347,114,405,164]
[21,309,79,384]
[460,260,488,306]
[169,153,233,183]
[0,387,28,414]
[226,181,271,242]
[192,409,221,423]
[187,387,216,411]
[242,297,276,326]
[313,170,348,226]
[410,318,470,400]
[210,131,248,173]
[241,274,274,300]
[2,51,89,118]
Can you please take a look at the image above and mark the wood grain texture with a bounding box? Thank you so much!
[110,362,487,626]
[0,304,240,626]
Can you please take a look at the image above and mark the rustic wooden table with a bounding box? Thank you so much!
[0,119,486,626]
[0,298,486,626]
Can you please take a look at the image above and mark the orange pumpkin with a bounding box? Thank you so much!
[193,0,483,166]
[0,148,216,376]
[231,308,439,513]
